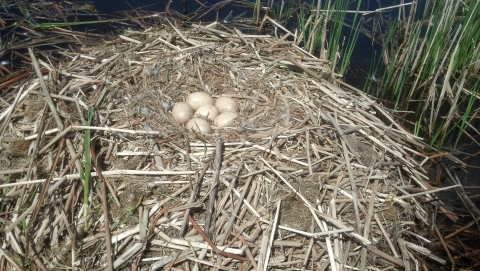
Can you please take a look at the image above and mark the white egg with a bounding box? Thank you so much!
[171,102,193,124]
[195,104,219,121]
[186,92,214,111]
[215,97,239,113]
[187,118,211,134]
[214,112,238,127]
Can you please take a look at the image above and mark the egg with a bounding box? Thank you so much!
[214,112,238,127]
[194,104,219,121]
[187,118,211,134]
[215,97,239,113]
[186,92,214,111]
[171,102,193,123]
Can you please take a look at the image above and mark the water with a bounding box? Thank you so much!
[93,0,247,23]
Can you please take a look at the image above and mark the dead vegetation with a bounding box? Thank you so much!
[0,15,466,271]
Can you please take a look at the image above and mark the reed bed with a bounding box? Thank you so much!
[0,14,467,271]
[366,0,480,148]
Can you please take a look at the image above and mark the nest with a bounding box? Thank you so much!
[0,18,458,270]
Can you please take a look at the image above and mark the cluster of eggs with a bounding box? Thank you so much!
[171,92,239,134]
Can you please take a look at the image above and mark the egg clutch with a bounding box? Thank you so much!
[171,92,239,134]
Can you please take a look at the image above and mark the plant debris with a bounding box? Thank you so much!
[0,16,467,271]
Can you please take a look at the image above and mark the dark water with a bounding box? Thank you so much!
[93,0,250,23]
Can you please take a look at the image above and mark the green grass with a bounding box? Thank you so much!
[278,0,296,26]
[281,0,478,148]
[253,0,261,25]
[338,0,363,75]
[366,0,480,148]
[282,0,363,76]
[454,81,479,148]
[326,0,349,72]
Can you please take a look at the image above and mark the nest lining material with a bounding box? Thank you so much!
[0,18,456,270]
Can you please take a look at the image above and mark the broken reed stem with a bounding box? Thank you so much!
[29,242,49,271]
[396,184,461,199]
[374,214,400,257]
[90,145,113,271]
[218,172,253,246]
[0,170,210,189]
[178,136,193,237]
[316,205,337,271]
[306,130,313,175]
[204,138,223,237]
[444,215,480,239]
[187,214,247,262]
[28,47,64,130]
[435,224,454,268]
[441,162,480,218]
[148,180,196,217]
[302,234,314,271]
[330,173,341,268]
[360,179,379,270]
[326,112,357,156]
[0,85,25,137]
[149,206,169,234]
[27,136,66,259]
[23,126,160,141]
[265,200,281,271]
[216,164,242,217]
[341,136,361,234]
[179,159,212,237]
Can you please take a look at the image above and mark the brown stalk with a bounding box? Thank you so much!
[149,206,169,234]
[204,138,223,237]
[90,144,113,271]
[217,169,252,246]
[0,70,31,90]
[179,157,212,237]
[29,136,66,226]
[187,214,247,262]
